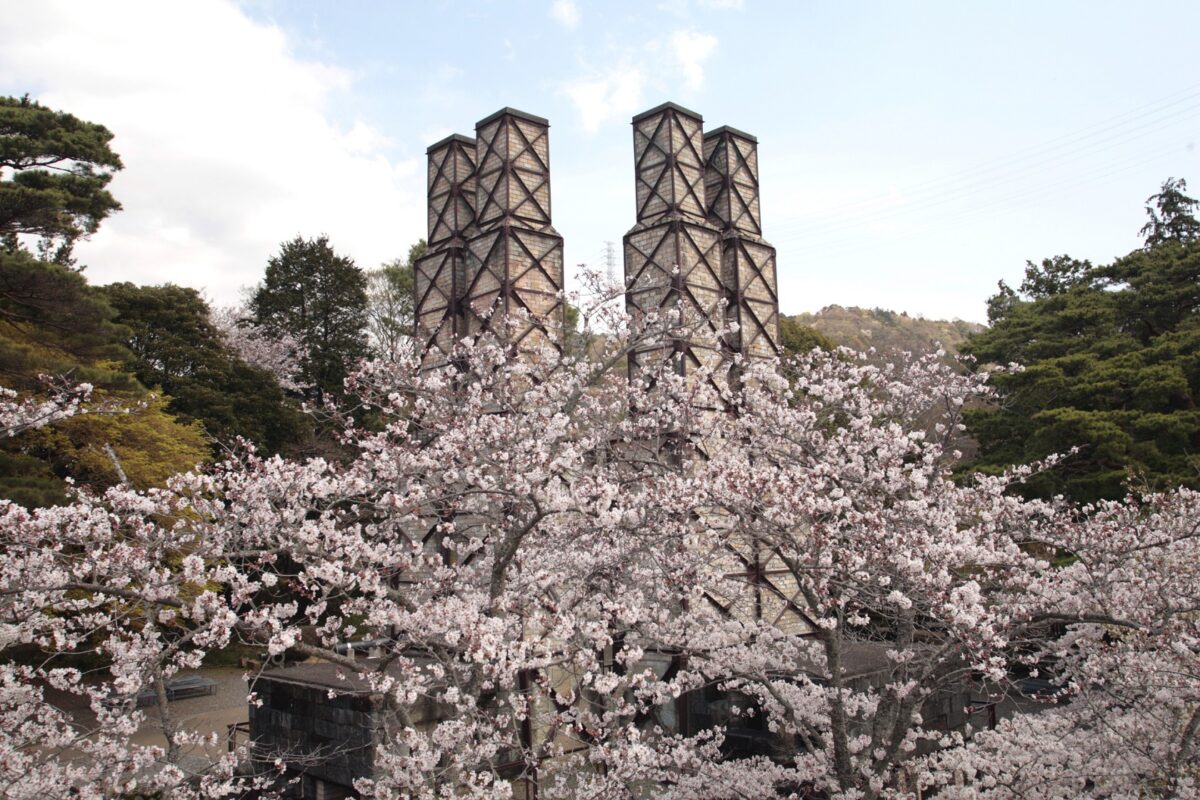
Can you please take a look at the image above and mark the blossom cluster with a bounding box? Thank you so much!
[0,288,1197,799]
[0,378,94,438]
[211,305,309,392]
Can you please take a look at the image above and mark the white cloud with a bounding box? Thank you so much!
[340,120,394,155]
[669,30,718,90]
[698,0,744,9]
[550,0,581,29]
[0,0,421,304]
[563,67,646,133]
[560,28,718,131]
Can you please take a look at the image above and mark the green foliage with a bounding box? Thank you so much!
[0,248,132,388]
[19,393,210,491]
[366,239,425,359]
[0,100,214,504]
[251,235,368,404]
[779,317,836,355]
[0,250,138,504]
[963,180,1200,503]
[0,449,68,507]
[102,282,307,455]
[1139,177,1199,249]
[785,306,983,356]
[0,261,215,503]
[0,95,123,262]
[1018,255,1095,299]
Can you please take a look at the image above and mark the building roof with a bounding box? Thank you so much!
[632,101,704,124]
[256,659,384,693]
[476,107,550,128]
[704,125,758,143]
[426,133,476,154]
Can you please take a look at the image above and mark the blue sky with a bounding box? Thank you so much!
[2,0,1196,321]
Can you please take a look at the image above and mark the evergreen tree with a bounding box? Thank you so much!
[0,260,214,505]
[251,236,368,405]
[1140,177,1200,248]
[963,179,1200,503]
[0,95,123,263]
[102,283,307,455]
[0,248,132,389]
[779,317,836,355]
[0,98,210,505]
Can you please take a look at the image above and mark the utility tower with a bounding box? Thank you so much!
[603,240,617,286]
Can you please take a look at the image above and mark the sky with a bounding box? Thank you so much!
[1,0,1196,322]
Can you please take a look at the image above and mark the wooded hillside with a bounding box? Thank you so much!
[785,305,984,355]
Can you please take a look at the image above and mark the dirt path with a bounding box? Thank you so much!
[128,668,251,757]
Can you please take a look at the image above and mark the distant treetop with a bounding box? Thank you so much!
[1140,177,1200,248]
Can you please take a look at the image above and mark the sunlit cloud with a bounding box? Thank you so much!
[0,0,422,303]
[550,0,581,29]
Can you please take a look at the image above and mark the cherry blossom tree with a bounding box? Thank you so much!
[0,377,93,438]
[211,305,309,393]
[1,287,1197,799]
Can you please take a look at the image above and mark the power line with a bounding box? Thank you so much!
[774,116,1197,249]
[771,84,1200,238]
[786,146,1183,263]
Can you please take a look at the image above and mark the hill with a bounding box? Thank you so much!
[786,306,984,355]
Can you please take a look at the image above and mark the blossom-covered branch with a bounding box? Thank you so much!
[0,377,93,438]
[211,305,309,392]
[0,284,1197,798]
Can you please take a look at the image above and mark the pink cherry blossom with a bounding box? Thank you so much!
[0,282,1196,798]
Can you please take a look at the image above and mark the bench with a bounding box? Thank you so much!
[134,675,219,707]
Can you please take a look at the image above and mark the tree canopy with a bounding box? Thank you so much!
[365,239,424,361]
[3,313,1199,797]
[250,235,368,404]
[1140,176,1200,248]
[0,259,212,505]
[963,178,1200,503]
[0,99,211,505]
[779,316,836,355]
[785,306,982,356]
[102,282,307,456]
[0,95,123,262]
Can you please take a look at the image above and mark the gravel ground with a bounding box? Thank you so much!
[32,667,258,777]
[130,668,253,755]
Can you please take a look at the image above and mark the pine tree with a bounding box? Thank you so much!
[251,235,368,405]
[963,179,1200,503]
[0,95,123,263]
